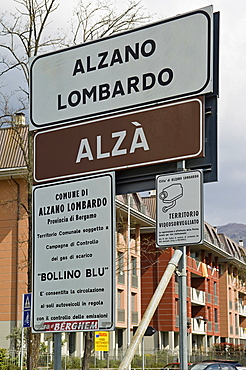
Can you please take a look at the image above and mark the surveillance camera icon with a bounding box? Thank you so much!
[159,183,183,213]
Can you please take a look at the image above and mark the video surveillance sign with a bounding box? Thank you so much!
[156,170,203,247]
[32,173,115,332]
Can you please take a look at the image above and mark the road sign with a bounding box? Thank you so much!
[32,173,115,332]
[133,325,157,336]
[30,6,213,130]
[34,98,204,183]
[156,170,203,247]
[22,293,32,328]
[94,331,109,351]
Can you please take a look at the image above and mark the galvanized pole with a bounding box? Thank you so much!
[118,249,183,370]
[127,194,131,370]
[177,161,188,370]
[142,337,144,370]
[54,332,62,370]
[178,246,188,370]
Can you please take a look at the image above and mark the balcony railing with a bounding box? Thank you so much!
[192,318,206,334]
[117,272,125,285]
[131,311,138,324]
[117,308,125,322]
[191,287,205,305]
[239,300,246,316]
[131,275,138,288]
[239,327,246,339]
[174,283,191,297]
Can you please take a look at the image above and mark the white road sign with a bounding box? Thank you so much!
[32,173,115,332]
[30,6,213,130]
[156,170,203,247]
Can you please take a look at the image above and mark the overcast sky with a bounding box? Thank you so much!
[0,0,245,227]
[139,1,246,228]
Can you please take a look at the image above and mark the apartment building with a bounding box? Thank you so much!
[0,123,156,355]
[54,193,155,358]
[141,195,246,355]
[0,121,29,348]
[1,123,246,360]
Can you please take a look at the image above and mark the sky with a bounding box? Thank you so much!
[0,0,245,228]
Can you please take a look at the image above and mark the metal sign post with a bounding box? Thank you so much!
[178,245,188,370]
[54,333,61,370]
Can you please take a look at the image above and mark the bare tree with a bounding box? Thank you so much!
[70,0,150,44]
[0,1,152,369]
[0,0,151,125]
[0,0,66,126]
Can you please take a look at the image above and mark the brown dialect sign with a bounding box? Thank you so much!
[34,97,204,183]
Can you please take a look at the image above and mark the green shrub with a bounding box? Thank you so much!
[61,356,81,369]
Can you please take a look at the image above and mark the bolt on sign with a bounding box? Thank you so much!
[34,98,204,183]
[29,6,213,130]
[32,173,115,333]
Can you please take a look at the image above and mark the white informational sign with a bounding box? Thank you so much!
[32,173,115,332]
[30,6,213,130]
[156,170,203,247]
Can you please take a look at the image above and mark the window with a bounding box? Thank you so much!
[214,282,217,296]
[235,313,238,327]
[214,308,218,323]
[175,298,179,316]
[131,293,136,311]
[117,289,123,309]
[118,251,124,275]
[131,256,137,276]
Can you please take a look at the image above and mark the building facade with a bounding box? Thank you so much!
[0,123,29,348]
[141,195,246,357]
[0,124,246,361]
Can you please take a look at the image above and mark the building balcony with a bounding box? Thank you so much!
[239,301,246,316]
[190,287,205,306]
[239,327,246,339]
[174,282,191,297]
[192,317,207,334]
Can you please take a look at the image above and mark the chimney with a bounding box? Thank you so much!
[14,113,26,126]
[239,240,244,247]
